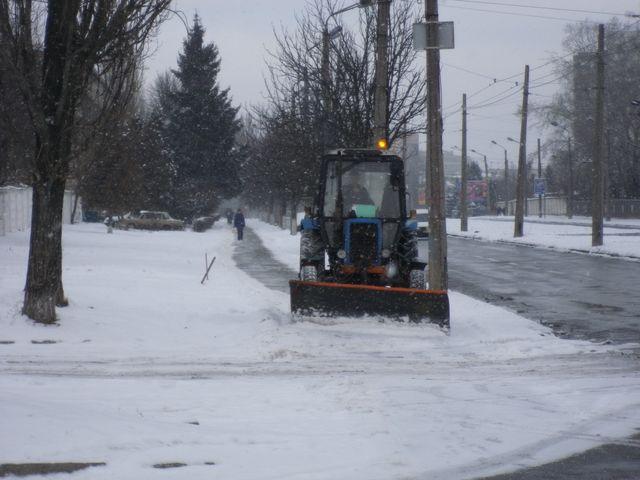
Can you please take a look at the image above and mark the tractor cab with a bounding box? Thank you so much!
[318,151,407,275]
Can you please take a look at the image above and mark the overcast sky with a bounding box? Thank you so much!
[145,0,640,169]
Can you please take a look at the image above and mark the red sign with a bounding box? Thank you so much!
[467,180,488,203]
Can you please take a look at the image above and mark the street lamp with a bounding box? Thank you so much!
[507,136,529,216]
[470,149,488,179]
[491,140,509,210]
[319,2,374,151]
[470,148,491,213]
[550,121,573,219]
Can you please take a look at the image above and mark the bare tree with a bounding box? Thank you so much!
[536,19,640,201]
[0,0,171,324]
[244,0,426,216]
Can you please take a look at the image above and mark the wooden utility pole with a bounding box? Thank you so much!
[504,155,509,211]
[537,138,543,218]
[373,0,391,147]
[426,0,448,290]
[605,129,611,221]
[321,29,331,152]
[592,24,605,247]
[514,65,529,238]
[460,93,468,232]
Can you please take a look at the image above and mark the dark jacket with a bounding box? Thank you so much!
[233,212,245,229]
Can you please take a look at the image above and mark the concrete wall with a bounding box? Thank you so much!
[0,186,82,236]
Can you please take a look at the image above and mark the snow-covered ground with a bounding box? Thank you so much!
[447,216,640,259]
[1,221,640,479]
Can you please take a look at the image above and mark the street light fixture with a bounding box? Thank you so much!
[470,148,491,213]
[319,2,374,151]
[507,137,529,216]
[550,121,574,219]
[470,149,488,178]
[491,140,509,209]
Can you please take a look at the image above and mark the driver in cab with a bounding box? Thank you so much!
[342,173,373,214]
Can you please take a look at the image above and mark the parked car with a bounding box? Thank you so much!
[416,208,429,238]
[83,210,105,223]
[192,216,216,232]
[116,211,185,231]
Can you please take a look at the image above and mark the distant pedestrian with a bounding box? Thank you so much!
[225,209,233,225]
[233,208,246,240]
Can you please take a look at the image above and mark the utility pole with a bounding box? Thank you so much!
[567,136,573,219]
[514,65,529,238]
[483,154,492,213]
[460,93,468,232]
[373,0,391,147]
[491,140,508,213]
[321,29,331,152]
[537,138,542,218]
[504,155,509,212]
[426,0,447,291]
[605,129,611,221]
[592,24,605,247]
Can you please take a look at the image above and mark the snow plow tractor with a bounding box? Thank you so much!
[289,149,450,328]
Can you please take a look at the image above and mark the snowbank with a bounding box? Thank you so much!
[1,222,639,480]
[448,216,640,260]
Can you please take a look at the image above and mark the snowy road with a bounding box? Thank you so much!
[1,222,640,479]
[425,237,640,345]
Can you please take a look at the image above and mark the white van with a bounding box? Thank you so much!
[415,208,429,237]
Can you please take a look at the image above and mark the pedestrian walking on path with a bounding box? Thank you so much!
[234,208,246,240]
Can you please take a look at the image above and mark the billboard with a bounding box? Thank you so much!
[467,180,488,203]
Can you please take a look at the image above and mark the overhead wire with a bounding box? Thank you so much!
[444,4,601,23]
[439,21,639,119]
[446,0,636,18]
[468,87,523,109]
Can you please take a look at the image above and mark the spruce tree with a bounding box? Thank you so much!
[160,15,241,219]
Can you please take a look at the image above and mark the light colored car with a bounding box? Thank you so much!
[415,208,429,237]
[116,210,185,231]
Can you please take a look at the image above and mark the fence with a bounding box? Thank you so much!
[0,186,82,236]
[496,197,640,219]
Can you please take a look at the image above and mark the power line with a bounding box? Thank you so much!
[447,0,636,18]
[469,87,523,109]
[443,62,499,81]
[444,4,604,23]
[529,75,565,89]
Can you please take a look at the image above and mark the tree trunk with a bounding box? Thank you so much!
[70,189,80,225]
[23,175,67,323]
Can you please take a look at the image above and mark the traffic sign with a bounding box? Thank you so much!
[534,177,546,196]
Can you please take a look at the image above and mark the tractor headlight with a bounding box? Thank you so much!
[337,249,347,259]
[385,261,398,278]
[381,248,391,259]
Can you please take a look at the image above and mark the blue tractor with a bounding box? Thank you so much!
[289,149,449,327]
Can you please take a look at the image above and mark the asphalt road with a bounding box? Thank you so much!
[416,236,640,480]
[419,237,640,345]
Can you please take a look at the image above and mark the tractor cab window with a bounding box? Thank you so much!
[323,160,401,219]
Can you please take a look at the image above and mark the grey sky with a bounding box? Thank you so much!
[145,0,640,169]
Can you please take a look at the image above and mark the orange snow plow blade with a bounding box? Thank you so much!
[289,280,450,328]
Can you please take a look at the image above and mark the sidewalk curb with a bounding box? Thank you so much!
[469,216,640,231]
[448,233,640,263]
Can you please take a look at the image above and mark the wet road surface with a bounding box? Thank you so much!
[419,237,640,345]
[236,226,640,480]
[476,434,640,480]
